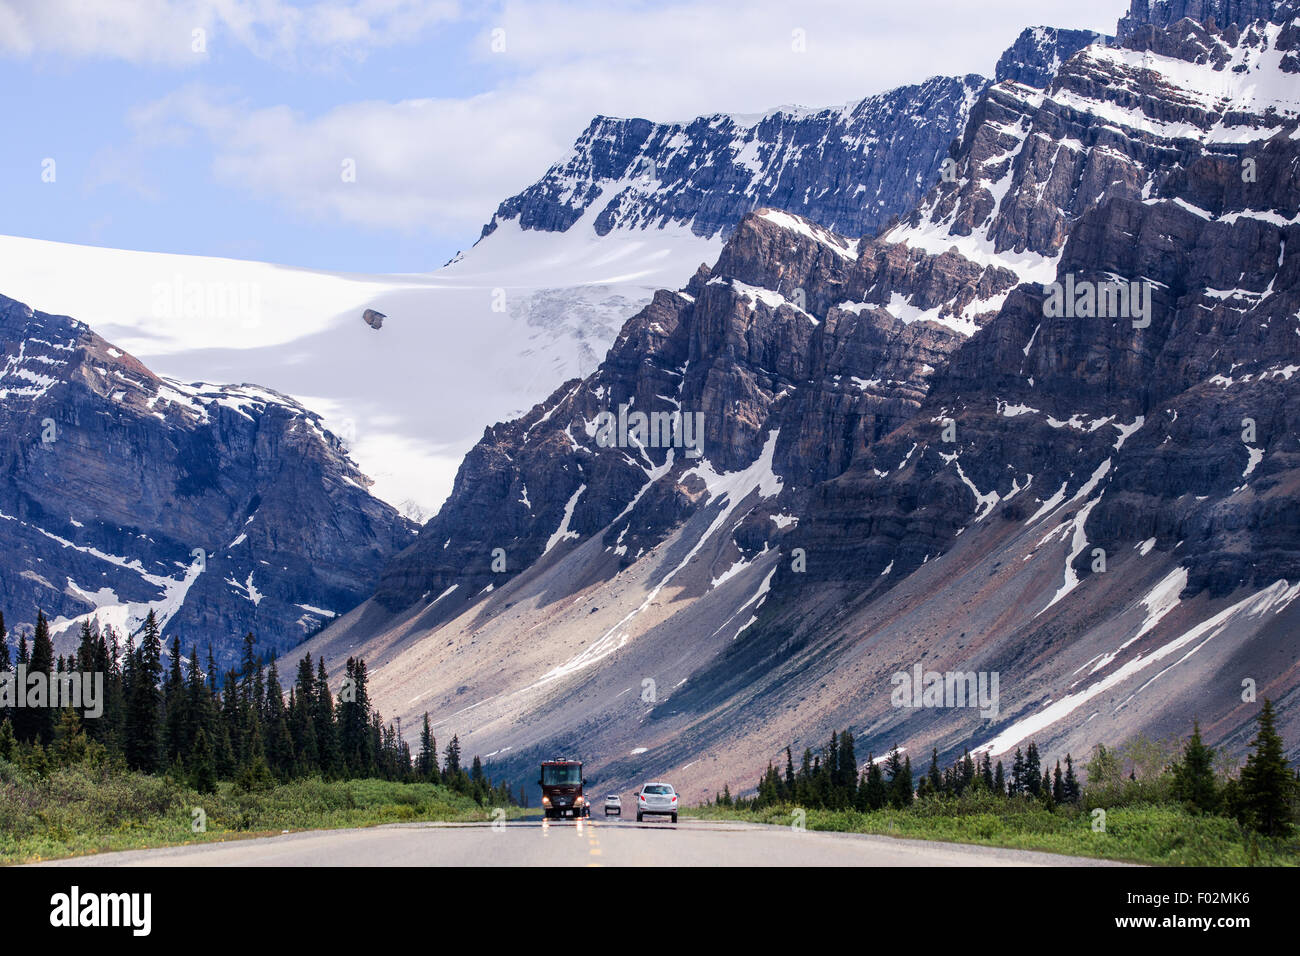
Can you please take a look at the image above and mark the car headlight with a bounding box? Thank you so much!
[574,796,585,805]
[541,796,551,806]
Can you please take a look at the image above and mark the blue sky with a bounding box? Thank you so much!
[0,0,1128,273]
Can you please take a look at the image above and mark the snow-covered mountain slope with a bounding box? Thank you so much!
[479,74,987,243]
[0,294,414,667]
[0,217,720,519]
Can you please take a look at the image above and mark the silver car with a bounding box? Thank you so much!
[636,782,678,823]
[604,794,621,816]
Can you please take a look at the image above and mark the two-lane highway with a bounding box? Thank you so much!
[33,817,1132,866]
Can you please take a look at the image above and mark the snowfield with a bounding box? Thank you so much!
[0,213,720,516]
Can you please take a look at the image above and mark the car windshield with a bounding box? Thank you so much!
[606,794,620,800]
[643,784,673,795]
[542,764,582,786]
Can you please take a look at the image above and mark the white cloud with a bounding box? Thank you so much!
[0,0,460,66]
[129,84,566,237]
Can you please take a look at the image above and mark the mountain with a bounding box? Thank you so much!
[479,75,986,244]
[0,17,1104,666]
[0,294,415,667]
[0,27,1098,524]
[293,1,1300,800]
[994,26,1109,87]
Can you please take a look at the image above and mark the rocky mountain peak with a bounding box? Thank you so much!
[0,294,416,667]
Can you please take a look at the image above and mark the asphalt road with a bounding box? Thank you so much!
[34,816,1131,867]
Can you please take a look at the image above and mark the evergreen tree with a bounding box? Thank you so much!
[237,721,275,791]
[444,734,462,776]
[960,750,975,794]
[926,748,942,795]
[1171,721,1218,814]
[980,751,994,792]
[0,718,15,761]
[124,611,163,771]
[416,713,439,782]
[185,646,212,760]
[1063,754,1081,804]
[859,756,887,811]
[838,730,857,806]
[886,748,912,808]
[1024,742,1042,796]
[163,636,187,765]
[784,746,796,800]
[994,760,1006,797]
[0,611,10,730]
[189,727,218,793]
[23,610,57,745]
[1010,748,1024,795]
[289,654,318,775]
[1052,760,1065,804]
[313,658,339,776]
[1238,699,1293,836]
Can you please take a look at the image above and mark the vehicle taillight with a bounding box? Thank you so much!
[671,795,677,802]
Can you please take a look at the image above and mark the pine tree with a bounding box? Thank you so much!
[860,756,887,811]
[417,713,439,782]
[237,721,275,791]
[52,708,89,765]
[918,747,937,796]
[838,730,857,806]
[1171,721,1218,814]
[124,611,163,771]
[994,760,1006,796]
[263,654,291,776]
[886,749,912,808]
[163,637,187,765]
[1025,742,1042,796]
[0,611,8,730]
[1010,747,1024,795]
[0,717,15,761]
[25,610,57,745]
[1063,754,1080,804]
[189,726,218,793]
[1052,760,1065,804]
[444,734,462,776]
[289,654,318,775]
[980,751,994,792]
[1238,700,1293,837]
[313,658,339,776]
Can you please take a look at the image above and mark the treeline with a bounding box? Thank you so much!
[719,703,1296,837]
[0,610,515,807]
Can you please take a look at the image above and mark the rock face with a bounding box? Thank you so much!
[0,295,415,667]
[316,1,1300,798]
[994,26,1110,88]
[372,206,1012,615]
[480,75,989,244]
[1117,0,1295,39]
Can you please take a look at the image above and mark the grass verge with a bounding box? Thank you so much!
[0,758,521,864]
[684,798,1300,866]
